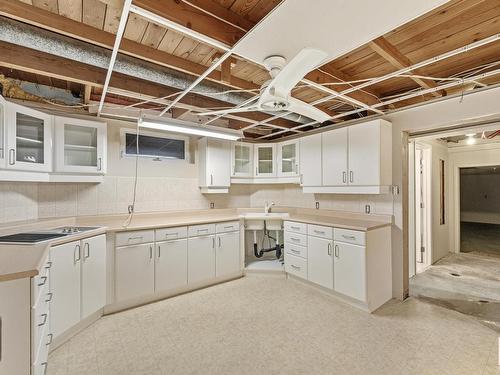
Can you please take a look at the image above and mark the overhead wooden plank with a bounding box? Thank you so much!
[132,0,246,45]
[123,13,148,42]
[369,37,443,97]
[58,0,82,22]
[32,0,58,12]
[0,41,298,129]
[230,0,261,16]
[140,22,167,49]
[103,3,122,34]
[220,58,232,84]
[83,0,106,29]
[0,0,258,91]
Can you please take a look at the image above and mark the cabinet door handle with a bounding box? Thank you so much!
[83,243,90,259]
[38,313,48,327]
[212,237,215,249]
[327,243,332,256]
[46,333,53,346]
[45,292,53,302]
[8,149,15,165]
[210,174,213,185]
[157,245,161,258]
[349,171,353,183]
[334,244,339,258]
[149,246,153,260]
[74,244,81,263]
[255,166,258,175]
[343,171,346,183]
[218,236,221,248]
[44,261,52,269]
[97,157,102,171]
[37,276,48,287]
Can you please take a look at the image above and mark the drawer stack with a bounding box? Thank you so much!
[283,221,307,279]
[31,254,53,375]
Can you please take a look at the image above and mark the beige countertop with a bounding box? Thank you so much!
[0,208,391,282]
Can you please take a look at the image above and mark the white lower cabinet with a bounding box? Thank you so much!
[333,241,366,301]
[51,235,106,339]
[188,235,216,284]
[307,236,334,290]
[155,238,188,292]
[115,243,155,301]
[50,240,81,338]
[216,231,240,277]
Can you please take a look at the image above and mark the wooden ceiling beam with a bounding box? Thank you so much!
[0,40,298,129]
[0,0,258,92]
[132,0,246,45]
[369,36,444,97]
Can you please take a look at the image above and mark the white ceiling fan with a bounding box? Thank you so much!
[198,48,331,123]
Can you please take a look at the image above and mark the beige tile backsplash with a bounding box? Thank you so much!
[0,179,394,224]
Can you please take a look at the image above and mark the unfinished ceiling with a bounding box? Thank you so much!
[0,0,499,140]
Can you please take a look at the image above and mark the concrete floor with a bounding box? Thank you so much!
[461,222,500,256]
[410,252,500,332]
[47,275,499,375]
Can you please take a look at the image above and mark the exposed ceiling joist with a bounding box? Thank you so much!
[368,36,443,97]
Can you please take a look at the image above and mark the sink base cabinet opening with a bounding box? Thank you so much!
[284,221,391,312]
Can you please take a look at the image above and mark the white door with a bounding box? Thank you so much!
[155,238,188,292]
[334,242,366,301]
[115,243,155,302]
[207,139,230,187]
[255,144,275,177]
[216,231,240,277]
[188,235,216,284]
[50,240,81,338]
[0,95,6,168]
[6,102,53,172]
[54,116,106,174]
[299,134,322,186]
[278,140,299,177]
[307,236,334,289]
[348,122,380,186]
[231,142,253,177]
[81,235,106,319]
[322,127,348,186]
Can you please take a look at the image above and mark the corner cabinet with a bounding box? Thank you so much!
[54,116,107,175]
[5,102,53,172]
[198,137,231,193]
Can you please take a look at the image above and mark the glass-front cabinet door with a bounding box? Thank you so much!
[254,144,275,177]
[231,142,253,177]
[55,117,106,174]
[6,102,53,172]
[278,140,299,177]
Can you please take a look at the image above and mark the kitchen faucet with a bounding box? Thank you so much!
[264,201,275,214]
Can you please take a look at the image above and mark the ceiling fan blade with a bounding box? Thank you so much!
[197,106,258,117]
[287,97,330,123]
[270,48,328,97]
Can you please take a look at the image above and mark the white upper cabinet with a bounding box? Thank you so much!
[254,144,276,177]
[277,140,299,177]
[0,96,6,168]
[300,133,322,187]
[54,116,107,174]
[6,102,53,172]
[322,127,348,186]
[231,142,253,177]
[198,137,231,193]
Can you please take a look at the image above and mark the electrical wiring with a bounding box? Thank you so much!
[122,115,140,228]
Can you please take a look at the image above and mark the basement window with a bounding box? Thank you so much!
[120,129,188,161]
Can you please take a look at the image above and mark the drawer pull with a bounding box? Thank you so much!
[314,230,325,235]
[291,249,300,254]
[290,226,300,230]
[290,237,300,242]
[44,261,52,269]
[290,265,301,270]
[37,276,48,287]
[224,225,234,229]
[128,236,143,241]
[198,228,209,232]
[46,333,53,346]
[38,313,48,327]
[342,235,356,240]
[45,292,53,303]
[166,232,179,238]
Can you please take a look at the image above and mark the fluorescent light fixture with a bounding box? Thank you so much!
[139,117,243,141]
[465,133,476,137]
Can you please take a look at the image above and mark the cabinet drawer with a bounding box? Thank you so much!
[334,228,365,246]
[188,223,216,237]
[116,229,154,247]
[33,319,50,374]
[32,298,50,361]
[32,255,51,306]
[307,224,333,239]
[285,253,307,279]
[284,221,307,234]
[284,232,307,247]
[215,221,239,233]
[285,243,307,259]
[155,226,188,241]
